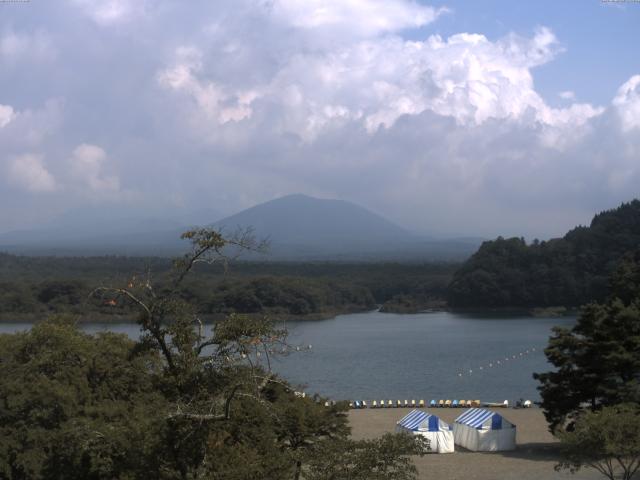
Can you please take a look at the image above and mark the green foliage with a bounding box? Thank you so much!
[0,229,424,479]
[0,318,166,479]
[304,433,427,480]
[0,282,36,313]
[205,276,375,316]
[35,280,84,305]
[261,383,351,480]
[0,253,455,320]
[609,250,640,305]
[379,294,446,314]
[534,251,640,432]
[556,404,640,480]
[449,200,640,308]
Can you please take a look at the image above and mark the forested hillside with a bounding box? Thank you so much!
[448,200,640,308]
[0,254,455,320]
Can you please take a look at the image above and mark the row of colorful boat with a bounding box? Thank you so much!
[349,399,486,409]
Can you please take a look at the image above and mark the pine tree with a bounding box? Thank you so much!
[534,251,640,432]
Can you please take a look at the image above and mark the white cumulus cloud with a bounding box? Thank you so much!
[613,74,640,132]
[69,144,120,193]
[271,0,446,38]
[157,47,259,126]
[8,154,57,193]
[160,22,602,145]
[0,105,14,128]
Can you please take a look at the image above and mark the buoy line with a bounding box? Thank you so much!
[455,347,540,378]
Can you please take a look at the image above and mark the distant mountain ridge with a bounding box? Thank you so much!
[216,194,412,247]
[0,194,481,260]
[214,194,480,260]
[0,206,218,256]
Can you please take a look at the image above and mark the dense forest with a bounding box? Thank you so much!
[448,200,640,308]
[0,254,456,320]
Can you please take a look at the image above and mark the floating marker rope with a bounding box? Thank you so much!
[455,347,540,378]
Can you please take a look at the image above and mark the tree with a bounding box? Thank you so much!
[0,228,296,479]
[262,384,350,480]
[0,316,167,480]
[609,250,640,306]
[534,251,640,431]
[0,227,426,479]
[556,404,640,480]
[303,433,428,480]
[0,229,430,480]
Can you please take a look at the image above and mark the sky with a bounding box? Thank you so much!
[0,0,639,239]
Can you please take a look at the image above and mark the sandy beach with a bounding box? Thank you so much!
[349,408,603,480]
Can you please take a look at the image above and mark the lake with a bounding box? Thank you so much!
[0,310,574,404]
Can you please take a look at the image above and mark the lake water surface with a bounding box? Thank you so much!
[0,311,574,404]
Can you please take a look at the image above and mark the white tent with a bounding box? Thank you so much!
[453,408,516,452]
[396,409,455,453]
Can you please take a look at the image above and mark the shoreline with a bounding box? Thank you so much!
[0,305,578,324]
[0,306,377,324]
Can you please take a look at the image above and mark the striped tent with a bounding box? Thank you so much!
[453,408,516,452]
[396,410,454,453]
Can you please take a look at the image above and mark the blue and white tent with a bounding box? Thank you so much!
[396,409,454,453]
[453,408,516,451]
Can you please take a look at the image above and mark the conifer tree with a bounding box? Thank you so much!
[535,251,640,431]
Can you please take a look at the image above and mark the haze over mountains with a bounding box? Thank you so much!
[0,206,221,256]
[0,195,481,260]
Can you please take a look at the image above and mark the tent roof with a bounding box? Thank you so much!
[397,409,450,432]
[454,408,514,429]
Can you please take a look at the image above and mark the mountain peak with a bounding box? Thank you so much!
[216,194,411,252]
[259,193,350,207]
